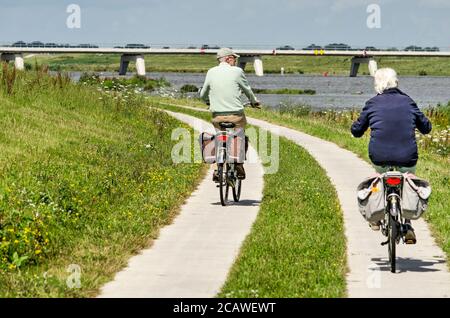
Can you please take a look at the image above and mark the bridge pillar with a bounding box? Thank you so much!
[350,57,377,77]
[238,55,264,76]
[119,54,146,76]
[0,53,25,70]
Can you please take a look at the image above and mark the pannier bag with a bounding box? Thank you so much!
[401,175,431,220]
[198,132,216,164]
[226,129,246,163]
[356,176,385,223]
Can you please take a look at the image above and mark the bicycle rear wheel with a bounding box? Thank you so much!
[388,214,397,273]
[233,179,242,202]
[218,164,229,206]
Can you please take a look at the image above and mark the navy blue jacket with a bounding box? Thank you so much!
[351,88,432,167]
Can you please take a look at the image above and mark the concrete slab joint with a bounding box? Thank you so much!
[350,56,377,77]
[119,54,146,76]
[0,53,25,70]
[238,55,264,76]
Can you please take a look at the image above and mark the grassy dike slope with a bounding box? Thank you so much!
[154,103,347,297]
[0,69,204,297]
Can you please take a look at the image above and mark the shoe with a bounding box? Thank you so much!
[235,164,246,180]
[212,170,219,182]
[404,227,417,244]
[369,222,380,231]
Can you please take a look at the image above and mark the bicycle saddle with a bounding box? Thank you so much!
[219,122,236,129]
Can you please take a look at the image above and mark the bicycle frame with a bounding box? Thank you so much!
[380,171,406,273]
[215,127,242,206]
[215,133,226,164]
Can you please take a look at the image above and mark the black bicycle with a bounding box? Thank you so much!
[379,169,414,273]
[215,122,243,206]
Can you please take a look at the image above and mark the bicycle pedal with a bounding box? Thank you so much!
[405,239,417,245]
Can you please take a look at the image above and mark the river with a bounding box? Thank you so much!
[70,72,450,110]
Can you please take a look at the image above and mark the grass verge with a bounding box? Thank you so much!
[153,102,347,297]
[0,67,204,297]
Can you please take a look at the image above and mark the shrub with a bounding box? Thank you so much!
[180,84,199,93]
[419,70,428,76]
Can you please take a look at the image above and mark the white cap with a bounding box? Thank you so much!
[216,47,240,59]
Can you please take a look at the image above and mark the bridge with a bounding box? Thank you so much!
[1,47,449,77]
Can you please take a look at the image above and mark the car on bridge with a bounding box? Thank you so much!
[302,44,323,50]
[405,45,424,52]
[201,45,220,50]
[12,41,27,47]
[365,46,380,51]
[125,43,151,49]
[77,44,99,48]
[324,43,352,51]
[276,45,295,50]
[45,43,58,48]
[29,41,45,48]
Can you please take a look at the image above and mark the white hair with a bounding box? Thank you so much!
[374,68,398,94]
[218,56,228,63]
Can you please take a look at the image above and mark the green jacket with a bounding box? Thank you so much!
[200,62,258,115]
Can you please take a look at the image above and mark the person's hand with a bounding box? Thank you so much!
[252,101,261,109]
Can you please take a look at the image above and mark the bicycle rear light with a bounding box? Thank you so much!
[217,135,228,142]
[386,177,402,186]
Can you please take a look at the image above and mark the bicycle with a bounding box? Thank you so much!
[215,122,245,206]
[379,167,415,273]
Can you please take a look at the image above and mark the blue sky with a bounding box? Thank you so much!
[0,0,449,49]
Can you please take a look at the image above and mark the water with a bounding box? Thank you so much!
[70,72,450,110]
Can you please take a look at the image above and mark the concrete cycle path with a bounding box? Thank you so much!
[99,111,264,298]
[162,104,450,298]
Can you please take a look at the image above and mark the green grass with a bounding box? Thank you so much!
[29,54,450,76]
[154,103,347,297]
[79,72,171,91]
[0,67,205,297]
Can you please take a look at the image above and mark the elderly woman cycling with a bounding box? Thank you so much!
[351,68,432,241]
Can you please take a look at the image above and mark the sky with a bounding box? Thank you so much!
[0,0,449,49]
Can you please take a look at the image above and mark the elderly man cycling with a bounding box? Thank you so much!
[200,47,261,180]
